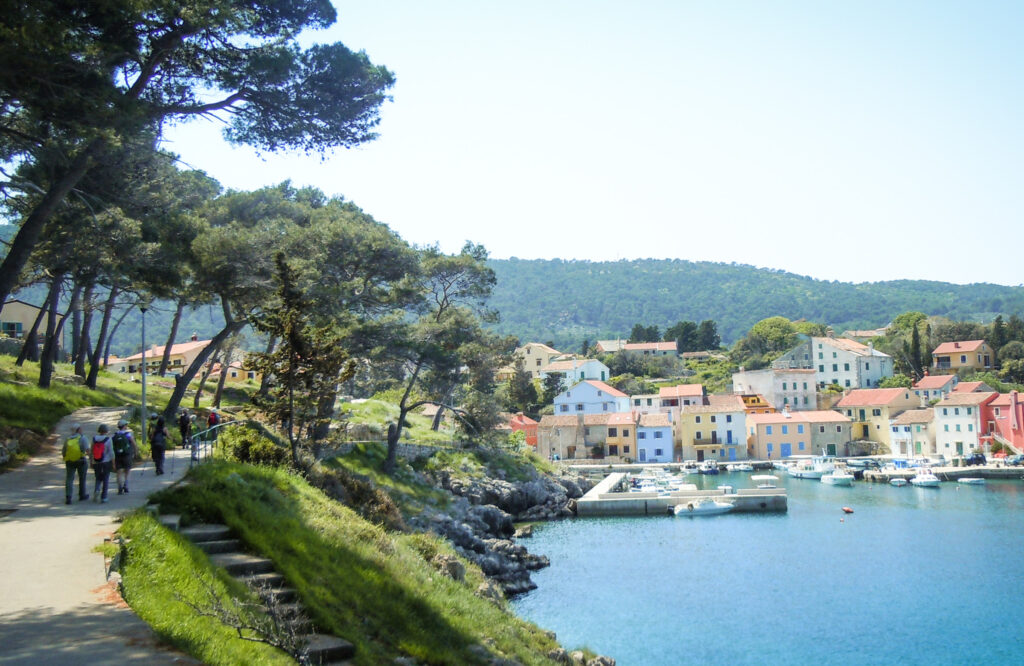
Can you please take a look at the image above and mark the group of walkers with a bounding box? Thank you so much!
[60,407,222,504]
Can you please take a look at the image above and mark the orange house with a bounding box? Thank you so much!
[508,412,538,447]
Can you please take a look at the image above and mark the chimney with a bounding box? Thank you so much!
[954,342,960,349]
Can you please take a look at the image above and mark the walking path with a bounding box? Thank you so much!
[0,406,200,665]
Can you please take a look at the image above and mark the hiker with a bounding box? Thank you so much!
[149,416,169,475]
[207,408,220,441]
[90,424,114,503]
[178,409,192,448]
[112,419,137,495]
[61,423,89,504]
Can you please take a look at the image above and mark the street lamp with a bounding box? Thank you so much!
[140,302,148,449]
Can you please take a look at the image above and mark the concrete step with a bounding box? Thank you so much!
[259,586,298,604]
[304,633,355,663]
[210,552,276,576]
[158,514,182,532]
[238,571,286,588]
[196,538,242,554]
[180,524,232,543]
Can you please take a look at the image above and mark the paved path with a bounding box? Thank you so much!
[0,407,200,664]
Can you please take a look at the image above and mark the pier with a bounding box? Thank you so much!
[575,473,788,517]
[863,465,1024,483]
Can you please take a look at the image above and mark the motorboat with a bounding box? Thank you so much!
[958,477,985,485]
[699,460,720,475]
[788,455,836,480]
[909,470,940,487]
[751,474,779,489]
[674,497,734,517]
[820,470,854,486]
[728,463,755,472]
[890,478,908,487]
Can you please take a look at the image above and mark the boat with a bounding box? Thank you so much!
[751,474,779,489]
[890,478,908,487]
[820,470,854,486]
[788,455,836,480]
[728,463,754,472]
[842,506,854,514]
[698,460,720,475]
[674,497,734,516]
[909,470,940,487]
[958,477,985,485]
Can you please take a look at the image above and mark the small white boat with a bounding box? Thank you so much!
[958,477,985,485]
[820,470,854,486]
[728,463,755,472]
[674,497,734,517]
[910,470,940,487]
[890,478,908,487]
[788,455,836,480]
[751,474,779,489]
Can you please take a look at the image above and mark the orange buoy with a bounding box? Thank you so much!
[842,506,854,514]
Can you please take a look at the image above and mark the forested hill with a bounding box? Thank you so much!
[486,258,1024,348]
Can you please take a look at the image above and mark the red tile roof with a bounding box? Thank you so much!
[538,415,581,428]
[836,388,912,407]
[583,380,627,397]
[952,381,988,393]
[932,339,986,354]
[659,383,704,399]
[607,412,636,425]
[913,375,956,390]
[624,341,678,352]
[747,410,850,425]
[936,392,997,407]
[639,413,672,428]
[121,339,209,362]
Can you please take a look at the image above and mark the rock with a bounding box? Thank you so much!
[547,648,570,664]
[514,524,533,539]
[476,579,505,603]
[431,554,465,582]
[544,630,557,640]
[557,478,582,499]
[570,651,586,665]
[586,657,616,666]
[56,374,86,385]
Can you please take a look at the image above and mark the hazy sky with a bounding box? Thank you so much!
[162,1,1024,286]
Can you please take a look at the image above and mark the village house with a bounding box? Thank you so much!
[210,359,261,383]
[933,391,998,458]
[952,380,995,394]
[629,392,664,416]
[911,374,958,404]
[774,336,894,390]
[635,413,673,463]
[889,409,936,457]
[623,341,678,357]
[536,414,584,460]
[746,410,851,460]
[738,393,776,415]
[514,342,564,379]
[540,358,610,385]
[931,340,994,375]
[604,412,636,459]
[0,298,65,349]
[106,336,210,375]
[676,394,747,462]
[836,388,919,453]
[731,367,817,411]
[985,392,1024,454]
[507,412,538,448]
[553,380,629,416]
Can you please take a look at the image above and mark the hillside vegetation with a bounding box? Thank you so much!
[487,258,1024,348]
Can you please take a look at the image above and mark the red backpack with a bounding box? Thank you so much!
[91,437,107,461]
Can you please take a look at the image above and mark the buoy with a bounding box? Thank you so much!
[842,506,854,514]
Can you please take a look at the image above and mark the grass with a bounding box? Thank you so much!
[340,398,461,444]
[144,461,561,665]
[322,442,450,516]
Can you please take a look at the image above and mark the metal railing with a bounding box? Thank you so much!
[188,421,244,466]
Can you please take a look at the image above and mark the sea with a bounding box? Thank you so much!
[511,471,1024,665]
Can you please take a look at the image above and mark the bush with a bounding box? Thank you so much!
[220,425,289,467]
[306,465,406,531]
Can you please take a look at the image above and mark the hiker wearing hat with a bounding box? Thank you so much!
[207,408,221,441]
[61,423,89,504]
[112,419,137,494]
[148,415,169,475]
[90,424,114,503]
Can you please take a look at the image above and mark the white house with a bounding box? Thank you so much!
[933,392,997,458]
[890,409,936,457]
[912,374,958,405]
[553,380,630,416]
[541,358,610,385]
[773,336,893,390]
[731,367,817,412]
[636,413,673,462]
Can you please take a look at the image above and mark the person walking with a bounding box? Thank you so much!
[112,419,137,495]
[149,416,169,475]
[61,423,89,504]
[207,408,220,441]
[178,409,192,449]
[90,425,114,503]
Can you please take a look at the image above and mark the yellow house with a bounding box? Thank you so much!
[0,298,64,347]
[931,340,994,375]
[108,337,211,375]
[210,359,262,384]
[604,412,636,460]
[836,388,919,452]
[516,342,565,379]
[675,395,747,462]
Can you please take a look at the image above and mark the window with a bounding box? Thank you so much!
[960,355,967,364]
[968,424,973,432]
[916,425,921,432]
[942,408,948,415]
[819,365,825,372]
[784,397,789,405]
[609,427,617,437]
[646,398,653,406]
[624,445,630,453]
[846,410,852,417]
[726,415,732,423]
[803,397,809,404]
[602,403,609,411]
[696,416,702,423]
[597,390,603,396]
[536,359,541,366]
[767,443,774,453]
[559,404,568,413]
[865,363,870,370]
[655,431,663,438]
[966,407,972,415]
[623,429,629,437]
[803,382,808,389]
[835,426,842,433]
[584,427,590,436]
[819,425,825,433]
[711,415,717,423]
[954,408,960,416]
[995,407,1001,416]
[782,382,788,390]
[872,409,881,416]
[766,425,773,434]
[798,424,804,434]
[845,379,851,387]
[832,364,838,372]
[633,398,641,406]
[833,351,837,358]
[696,431,703,440]
[782,425,789,434]
[956,424,961,432]
[638,432,647,439]
[944,425,949,432]
[843,363,849,371]
[798,442,805,450]
[576,404,583,411]
[655,448,663,456]
[818,352,823,359]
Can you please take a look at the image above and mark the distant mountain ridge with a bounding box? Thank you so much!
[485,258,1024,349]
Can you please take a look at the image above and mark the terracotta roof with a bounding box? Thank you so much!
[659,383,704,399]
[639,413,672,428]
[842,329,887,338]
[509,413,537,427]
[747,410,850,425]
[935,392,998,407]
[595,340,626,353]
[952,381,989,393]
[913,375,956,390]
[892,409,934,425]
[538,415,581,428]
[681,395,746,414]
[121,339,210,362]
[520,342,560,354]
[583,414,610,426]
[607,412,636,425]
[623,341,677,352]
[582,380,627,398]
[836,388,912,407]
[989,393,1023,407]
[821,337,871,354]
[544,359,590,372]
[932,339,986,354]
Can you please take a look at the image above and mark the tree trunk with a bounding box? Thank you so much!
[86,285,119,389]
[75,283,95,377]
[213,347,232,408]
[37,276,63,387]
[102,303,133,366]
[15,283,54,366]
[193,350,222,409]
[70,280,82,363]
[256,335,278,398]
[162,298,246,421]
[0,140,103,309]
[383,357,424,475]
[158,298,185,376]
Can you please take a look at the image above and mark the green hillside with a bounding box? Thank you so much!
[486,258,1024,348]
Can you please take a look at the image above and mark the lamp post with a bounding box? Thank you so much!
[140,302,148,449]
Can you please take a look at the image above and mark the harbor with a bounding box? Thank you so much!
[863,464,1024,483]
[575,471,788,516]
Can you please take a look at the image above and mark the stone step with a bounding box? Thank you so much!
[210,552,276,576]
[158,514,182,532]
[196,538,242,554]
[238,571,286,588]
[304,633,355,663]
[180,523,232,543]
[259,586,298,604]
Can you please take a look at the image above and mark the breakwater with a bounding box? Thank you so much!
[863,465,1024,483]
[575,473,787,516]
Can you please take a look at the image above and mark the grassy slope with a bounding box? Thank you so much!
[146,461,560,665]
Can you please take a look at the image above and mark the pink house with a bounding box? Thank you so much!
[983,392,1024,454]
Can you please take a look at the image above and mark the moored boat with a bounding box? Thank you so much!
[820,470,854,486]
[958,477,985,485]
[789,455,836,480]
[728,463,755,472]
[890,478,908,487]
[910,470,940,487]
[699,460,720,475]
[674,497,734,517]
[751,474,779,489]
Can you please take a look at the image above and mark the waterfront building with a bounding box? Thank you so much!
[629,392,665,416]
[636,413,673,463]
[731,367,817,411]
[537,414,584,460]
[912,374,958,404]
[676,394,748,461]
[889,409,936,456]
[604,412,636,459]
[553,380,629,416]
[746,409,851,459]
[931,340,994,375]
[836,388,919,453]
[933,391,998,457]
[985,391,1024,453]
[773,336,894,390]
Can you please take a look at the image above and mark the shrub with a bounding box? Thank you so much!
[220,425,289,467]
[306,464,406,531]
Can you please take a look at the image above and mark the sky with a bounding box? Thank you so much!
[162,1,1024,286]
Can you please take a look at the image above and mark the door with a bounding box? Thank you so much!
[697,450,705,462]
[728,448,737,461]
[862,425,870,438]
[859,409,866,421]
[955,442,963,455]
[915,441,922,454]
[567,446,576,459]
[780,443,792,457]
[826,443,837,456]
[639,448,646,462]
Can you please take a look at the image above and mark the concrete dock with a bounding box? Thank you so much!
[575,473,788,517]
[864,465,1024,483]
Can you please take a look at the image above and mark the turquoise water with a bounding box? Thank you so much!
[511,473,1024,665]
